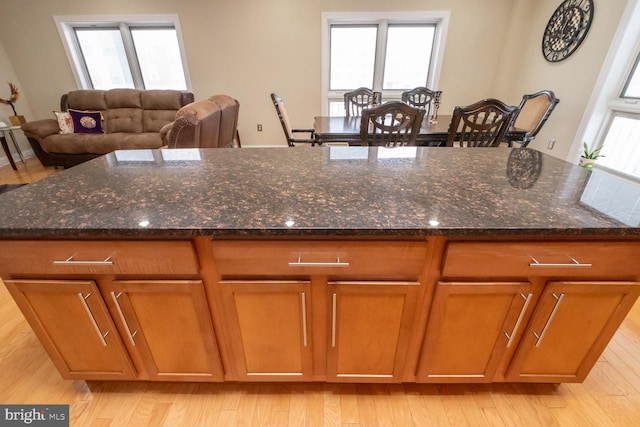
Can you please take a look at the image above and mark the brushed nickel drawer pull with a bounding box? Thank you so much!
[288,257,349,267]
[77,292,109,346]
[504,292,533,347]
[529,257,592,268]
[110,291,138,346]
[331,292,337,348]
[54,256,113,266]
[301,291,308,347]
[533,293,565,347]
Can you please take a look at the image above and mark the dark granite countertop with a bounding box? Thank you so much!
[0,146,639,238]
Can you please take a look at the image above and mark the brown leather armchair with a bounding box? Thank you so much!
[165,95,240,149]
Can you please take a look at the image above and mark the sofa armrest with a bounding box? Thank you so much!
[166,115,198,149]
[21,119,60,140]
[160,121,174,145]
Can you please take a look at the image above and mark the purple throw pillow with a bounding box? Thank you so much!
[68,109,104,134]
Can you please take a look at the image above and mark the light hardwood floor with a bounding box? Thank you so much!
[1,158,640,426]
[0,156,60,184]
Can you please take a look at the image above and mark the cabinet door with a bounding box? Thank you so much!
[416,281,532,383]
[506,281,640,383]
[219,280,313,381]
[4,279,136,380]
[105,280,224,382]
[327,281,420,383]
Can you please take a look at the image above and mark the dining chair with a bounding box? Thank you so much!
[508,90,560,147]
[344,87,376,117]
[271,93,316,147]
[401,87,437,117]
[446,98,519,147]
[360,101,425,147]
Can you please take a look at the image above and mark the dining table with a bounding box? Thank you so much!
[313,115,527,146]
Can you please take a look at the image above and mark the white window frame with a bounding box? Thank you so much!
[321,11,450,115]
[572,0,640,178]
[54,14,192,90]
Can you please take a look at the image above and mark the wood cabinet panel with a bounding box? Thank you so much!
[213,240,428,279]
[505,281,640,382]
[442,241,640,278]
[219,280,313,381]
[327,281,420,383]
[0,240,200,276]
[105,280,224,382]
[4,279,136,380]
[417,281,532,383]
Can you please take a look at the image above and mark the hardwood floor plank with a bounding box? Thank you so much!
[323,384,342,427]
[304,383,324,427]
[355,384,379,427]
[234,385,258,427]
[338,384,359,425]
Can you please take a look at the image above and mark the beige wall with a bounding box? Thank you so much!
[0,0,628,162]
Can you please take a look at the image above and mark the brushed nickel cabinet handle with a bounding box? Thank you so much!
[288,257,349,267]
[331,292,337,348]
[301,291,308,347]
[504,292,533,347]
[533,293,565,347]
[529,257,591,268]
[54,256,113,265]
[77,292,109,346]
[110,291,138,346]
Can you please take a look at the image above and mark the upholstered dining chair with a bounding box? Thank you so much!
[401,87,436,117]
[271,93,316,147]
[344,87,376,117]
[360,101,425,147]
[508,90,560,147]
[446,98,519,147]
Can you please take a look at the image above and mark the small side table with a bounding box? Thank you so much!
[0,125,24,171]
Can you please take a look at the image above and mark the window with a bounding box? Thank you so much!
[596,50,640,179]
[322,12,449,116]
[55,15,190,91]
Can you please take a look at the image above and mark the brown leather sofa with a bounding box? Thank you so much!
[165,95,240,149]
[22,89,194,168]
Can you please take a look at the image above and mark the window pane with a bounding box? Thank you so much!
[622,54,640,98]
[330,26,377,90]
[597,115,640,179]
[383,26,434,90]
[75,28,134,90]
[131,28,187,90]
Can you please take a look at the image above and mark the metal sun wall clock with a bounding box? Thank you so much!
[542,0,594,62]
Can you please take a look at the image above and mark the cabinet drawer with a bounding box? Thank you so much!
[213,240,428,279]
[442,241,640,278]
[0,240,199,275]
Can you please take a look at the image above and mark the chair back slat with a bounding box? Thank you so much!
[447,99,519,147]
[360,101,425,147]
[344,87,376,117]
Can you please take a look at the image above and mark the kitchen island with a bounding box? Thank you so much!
[0,146,639,384]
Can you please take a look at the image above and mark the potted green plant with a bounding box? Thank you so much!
[579,142,604,169]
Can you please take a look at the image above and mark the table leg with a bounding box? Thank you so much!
[6,130,24,163]
[1,136,17,170]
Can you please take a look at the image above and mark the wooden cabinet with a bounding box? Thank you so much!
[218,280,313,381]
[416,281,533,383]
[423,239,640,384]
[212,239,428,383]
[4,279,136,380]
[0,239,224,382]
[505,281,640,382]
[104,280,224,381]
[327,280,420,383]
